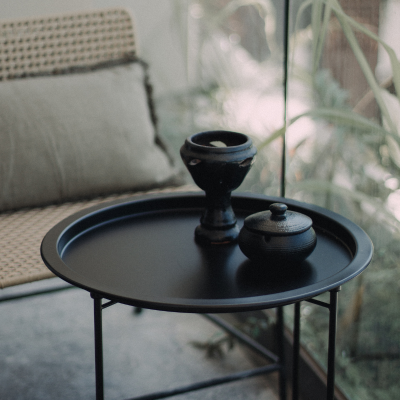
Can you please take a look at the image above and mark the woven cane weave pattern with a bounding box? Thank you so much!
[0,186,196,289]
[0,8,136,81]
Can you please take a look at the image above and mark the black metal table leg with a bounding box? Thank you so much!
[89,291,340,400]
[327,287,340,400]
[292,302,301,400]
[92,293,105,400]
[277,307,287,400]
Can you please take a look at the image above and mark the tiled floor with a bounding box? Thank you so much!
[0,279,280,400]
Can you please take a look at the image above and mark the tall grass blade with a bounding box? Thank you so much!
[313,0,333,73]
[311,0,324,71]
[257,126,286,151]
[320,0,397,134]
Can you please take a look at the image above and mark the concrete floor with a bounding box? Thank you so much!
[0,278,280,400]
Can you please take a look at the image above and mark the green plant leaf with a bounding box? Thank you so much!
[289,179,400,233]
[311,0,324,70]
[290,108,394,138]
[328,2,400,109]
[312,0,333,73]
[256,106,400,151]
[257,125,285,151]
[314,0,397,134]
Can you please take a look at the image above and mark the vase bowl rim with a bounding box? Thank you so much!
[185,130,253,154]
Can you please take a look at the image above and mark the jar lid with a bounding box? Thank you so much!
[243,203,313,236]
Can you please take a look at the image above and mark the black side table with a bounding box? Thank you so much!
[41,192,373,400]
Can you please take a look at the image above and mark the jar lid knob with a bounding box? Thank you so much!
[270,203,287,219]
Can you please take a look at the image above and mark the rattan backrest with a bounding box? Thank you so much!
[0,8,136,81]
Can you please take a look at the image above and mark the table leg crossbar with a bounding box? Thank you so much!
[0,283,74,303]
[92,287,341,400]
[125,364,281,400]
[203,313,279,363]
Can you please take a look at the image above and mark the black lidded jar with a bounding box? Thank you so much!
[238,203,317,265]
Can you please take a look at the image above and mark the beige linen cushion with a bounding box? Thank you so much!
[0,61,181,212]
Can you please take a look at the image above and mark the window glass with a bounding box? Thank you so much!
[286,1,400,399]
[154,1,398,398]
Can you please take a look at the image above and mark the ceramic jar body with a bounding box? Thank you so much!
[238,226,317,264]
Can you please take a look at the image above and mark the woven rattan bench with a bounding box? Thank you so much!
[0,8,188,294]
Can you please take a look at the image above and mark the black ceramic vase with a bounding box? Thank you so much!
[180,130,257,244]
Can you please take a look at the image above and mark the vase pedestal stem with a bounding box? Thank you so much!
[196,190,239,244]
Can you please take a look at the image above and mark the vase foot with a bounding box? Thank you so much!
[195,224,240,245]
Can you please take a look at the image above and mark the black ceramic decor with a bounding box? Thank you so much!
[180,130,256,244]
[238,203,317,264]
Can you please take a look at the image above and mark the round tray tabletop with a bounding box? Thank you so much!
[41,192,373,313]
